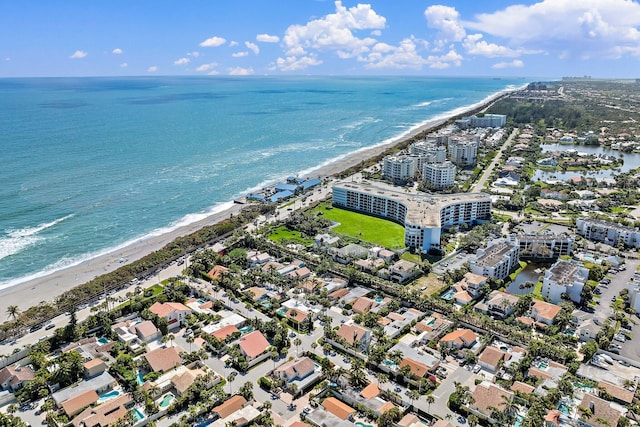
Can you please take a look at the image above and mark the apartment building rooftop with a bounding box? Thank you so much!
[334,180,490,228]
[475,242,516,268]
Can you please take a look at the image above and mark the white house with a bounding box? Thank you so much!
[470,239,520,280]
[541,260,589,304]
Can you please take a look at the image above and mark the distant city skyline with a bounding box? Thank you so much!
[2,0,640,78]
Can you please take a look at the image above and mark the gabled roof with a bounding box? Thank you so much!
[322,397,355,420]
[149,301,191,318]
[245,286,268,301]
[238,331,270,359]
[440,328,477,347]
[275,357,315,379]
[211,325,239,341]
[336,324,368,346]
[133,320,159,339]
[479,346,508,369]
[472,383,513,415]
[285,308,308,323]
[400,357,430,378]
[510,381,535,394]
[598,380,634,404]
[207,265,229,280]
[532,300,562,321]
[352,297,377,314]
[0,366,35,385]
[61,389,99,417]
[144,346,182,372]
[578,393,621,427]
[71,393,132,427]
[359,382,381,399]
[213,395,247,419]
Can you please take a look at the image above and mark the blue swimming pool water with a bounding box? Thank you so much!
[441,288,455,300]
[158,393,175,408]
[98,389,120,402]
[132,408,145,422]
[97,337,109,345]
[136,372,145,385]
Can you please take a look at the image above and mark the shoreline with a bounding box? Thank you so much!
[0,87,514,313]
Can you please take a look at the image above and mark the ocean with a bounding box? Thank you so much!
[0,76,526,288]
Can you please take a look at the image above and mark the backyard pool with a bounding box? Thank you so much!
[132,408,145,422]
[97,337,109,345]
[440,288,455,300]
[239,326,254,334]
[382,359,398,369]
[136,372,145,385]
[98,389,120,402]
[355,422,373,427]
[158,393,175,409]
[375,297,383,303]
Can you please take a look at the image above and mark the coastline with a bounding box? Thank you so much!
[0,87,513,313]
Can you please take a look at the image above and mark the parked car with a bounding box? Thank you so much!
[45,323,55,330]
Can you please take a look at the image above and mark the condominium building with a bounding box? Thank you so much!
[626,284,640,314]
[470,239,520,280]
[382,155,416,181]
[448,138,478,166]
[409,141,447,163]
[509,233,574,259]
[423,161,456,189]
[456,114,507,129]
[332,181,491,251]
[541,260,589,304]
[576,218,640,247]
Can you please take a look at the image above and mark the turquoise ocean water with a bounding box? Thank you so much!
[0,76,526,288]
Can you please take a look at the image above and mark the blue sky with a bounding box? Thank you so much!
[2,0,640,77]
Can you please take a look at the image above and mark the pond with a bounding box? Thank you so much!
[533,143,640,181]
[506,263,545,295]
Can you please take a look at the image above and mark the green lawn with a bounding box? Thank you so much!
[313,204,405,249]
[267,225,314,246]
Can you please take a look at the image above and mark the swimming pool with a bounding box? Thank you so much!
[132,408,145,422]
[239,326,254,334]
[98,389,120,402]
[375,297,383,303]
[158,393,175,409]
[382,359,398,369]
[441,288,455,300]
[355,422,373,427]
[97,337,109,345]
[136,372,145,385]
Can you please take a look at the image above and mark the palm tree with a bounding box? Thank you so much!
[408,390,420,407]
[310,342,318,354]
[6,305,19,320]
[186,334,195,352]
[426,394,435,412]
[293,337,302,357]
[227,372,236,395]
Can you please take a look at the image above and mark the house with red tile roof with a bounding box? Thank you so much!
[71,393,133,427]
[274,357,316,383]
[578,393,622,427]
[83,359,107,379]
[531,300,562,325]
[285,307,309,328]
[0,365,35,391]
[440,328,477,350]
[211,324,240,342]
[335,324,371,351]
[238,330,270,361]
[322,397,356,420]
[399,358,433,379]
[144,346,182,373]
[471,382,514,422]
[351,296,377,314]
[213,395,247,419]
[61,389,99,417]
[149,301,191,329]
[207,265,229,281]
[131,320,161,343]
[478,346,510,373]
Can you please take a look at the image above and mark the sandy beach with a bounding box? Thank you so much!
[0,89,509,314]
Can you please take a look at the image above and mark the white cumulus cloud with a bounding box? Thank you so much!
[120,62,128,68]
[228,66,254,75]
[232,51,249,58]
[174,57,190,65]
[196,63,218,72]
[199,36,227,47]
[229,41,239,47]
[257,33,280,43]
[187,51,200,57]
[462,34,520,58]
[245,41,259,55]
[69,50,88,59]
[280,0,386,69]
[361,37,429,69]
[112,48,123,55]
[276,55,323,72]
[424,5,466,47]
[147,66,158,72]
[464,0,640,59]
[426,49,463,69]
[492,59,524,69]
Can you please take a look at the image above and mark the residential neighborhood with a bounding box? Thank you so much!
[4,81,640,427]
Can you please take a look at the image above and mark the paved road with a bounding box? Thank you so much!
[470,127,519,193]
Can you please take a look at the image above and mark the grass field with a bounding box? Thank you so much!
[313,203,405,249]
[267,225,314,246]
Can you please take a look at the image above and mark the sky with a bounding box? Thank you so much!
[2,0,640,78]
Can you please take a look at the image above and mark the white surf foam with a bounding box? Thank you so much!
[0,214,74,260]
